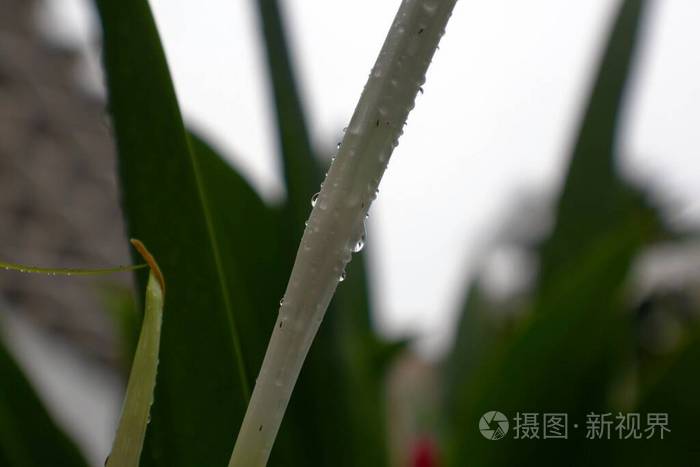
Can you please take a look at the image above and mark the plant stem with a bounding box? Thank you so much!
[228,0,457,465]
[0,262,146,276]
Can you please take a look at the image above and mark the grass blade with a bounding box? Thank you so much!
[252,0,321,230]
[106,241,164,467]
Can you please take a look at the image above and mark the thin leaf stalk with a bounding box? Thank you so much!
[229,0,458,465]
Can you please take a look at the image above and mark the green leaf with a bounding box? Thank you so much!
[620,332,700,465]
[442,281,516,418]
[252,0,322,233]
[610,300,700,465]
[94,2,280,465]
[107,240,165,467]
[537,0,655,290]
[0,336,88,467]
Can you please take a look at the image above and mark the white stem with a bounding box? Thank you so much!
[229,0,457,465]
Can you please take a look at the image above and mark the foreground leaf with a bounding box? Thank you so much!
[94,1,271,465]
[107,240,164,467]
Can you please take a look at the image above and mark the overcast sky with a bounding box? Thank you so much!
[44,0,700,354]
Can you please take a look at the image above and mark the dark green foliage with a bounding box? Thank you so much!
[95,1,256,465]
[253,0,322,237]
[0,339,89,467]
[538,0,654,290]
[94,0,392,466]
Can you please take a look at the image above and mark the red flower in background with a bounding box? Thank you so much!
[411,436,440,467]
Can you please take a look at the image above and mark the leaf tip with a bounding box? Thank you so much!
[130,238,166,295]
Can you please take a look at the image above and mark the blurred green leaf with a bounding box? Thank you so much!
[613,320,700,465]
[0,336,88,467]
[444,1,662,465]
[537,0,655,289]
[100,283,140,371]
[253,0,322,235]
[442,281,516,417]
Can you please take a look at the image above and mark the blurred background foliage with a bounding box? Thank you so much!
[1,0,699,466]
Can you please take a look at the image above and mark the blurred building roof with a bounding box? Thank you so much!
[0,0,132,366]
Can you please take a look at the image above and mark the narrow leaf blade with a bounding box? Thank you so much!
[107,240,164,467]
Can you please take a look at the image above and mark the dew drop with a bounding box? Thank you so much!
[336,142,341,149]
[279,297,284,306]
[353,236,365,253]
[339,270,346,282]
[311,192,319,207]
[352,221,368,253]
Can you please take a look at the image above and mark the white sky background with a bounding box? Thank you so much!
[42,0,700,355]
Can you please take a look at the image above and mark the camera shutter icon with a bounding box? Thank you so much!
[479,411,509,440]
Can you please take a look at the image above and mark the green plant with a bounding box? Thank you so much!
[1,0,699,466]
